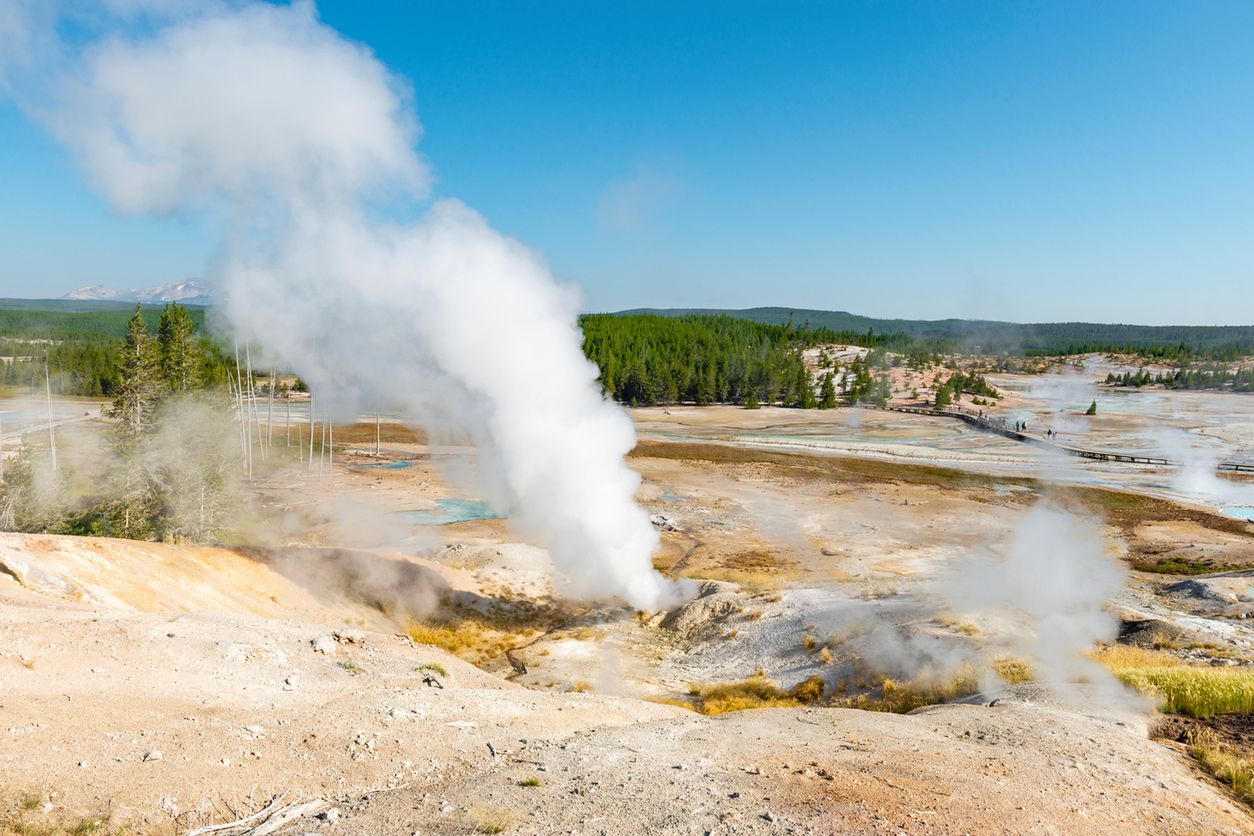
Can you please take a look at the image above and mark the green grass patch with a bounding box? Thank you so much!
[1115,667,1254,718]
[1093,646,1254,718]
[1130,556,1246,575]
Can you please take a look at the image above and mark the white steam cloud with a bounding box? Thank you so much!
[3,0,687,610]
[946,501,1132,704]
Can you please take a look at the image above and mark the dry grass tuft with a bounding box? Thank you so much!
[679,549,800,592]
[569,680,592,693]
[644,696,698,711]
[935,614,980,636]
[684,675,826,715]
[790,675,827,704]
[819,647,833,665]
[415,662,448,677]
[835,666,979,714]
[1090,644,1183,670]
[1189,727,1253,805]
[992,658,1033,684]
[405,601,562,665]
[469,806,515,834]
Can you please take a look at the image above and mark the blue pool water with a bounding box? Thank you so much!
[1220,506,1254,522]
[349,460,415,471]
[395,499,505,525]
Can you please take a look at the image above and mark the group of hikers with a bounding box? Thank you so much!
[974,408,1058,440]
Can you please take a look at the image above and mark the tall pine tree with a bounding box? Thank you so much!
[111,305,161,442]
[818,372,836,409]
[157,302,199,392]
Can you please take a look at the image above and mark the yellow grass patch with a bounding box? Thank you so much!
[1189,727,1253,805]
[684,675,825,715]
[1092,645,1254,718]
[835,666,980,714]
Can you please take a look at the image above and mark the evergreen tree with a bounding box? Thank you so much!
[741,391,761,410]
[695,364,716,405]
[0,444,60,532]
[795,364,817,408]
[157,302,199,391]
[1085,399,1098,416]
[818,372,836,409]
[621,358,651,405]
[111,306,161,442]
[873,375,891,407]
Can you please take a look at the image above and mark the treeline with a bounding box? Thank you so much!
[579,314,914,407]
[0,304,207,340]
[1024,341,1250,361]
[624,307,1254,360]
[1105,366,1254,393]
[0,308,231,397]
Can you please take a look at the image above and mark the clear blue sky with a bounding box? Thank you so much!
[2,1,1253,324]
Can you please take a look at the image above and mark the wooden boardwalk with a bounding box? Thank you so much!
[877,404,1254,472]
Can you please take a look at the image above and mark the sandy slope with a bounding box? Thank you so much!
[1,533,1250,834]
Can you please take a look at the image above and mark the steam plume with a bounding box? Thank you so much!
[946,501,1131,703]
[3,1,686,610]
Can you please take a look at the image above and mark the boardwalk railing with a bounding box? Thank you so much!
[874,404,1251,471]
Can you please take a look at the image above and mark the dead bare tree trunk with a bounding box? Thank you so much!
[246,345,263,462]
[267,367,275,451]
[375,410,381,456]
[307,394,315,473]
[234,339,251,477]
[44,362,57,472]
[319,419,326,477]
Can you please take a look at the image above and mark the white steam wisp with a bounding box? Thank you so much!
[4,1,687,610]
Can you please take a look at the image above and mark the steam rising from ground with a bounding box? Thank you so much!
[3,1,685,610]
[946,502,1132,704]
[1155,428,1254,507]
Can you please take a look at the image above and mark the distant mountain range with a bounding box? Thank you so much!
[61,280,212,306]
[613,306,1254,354]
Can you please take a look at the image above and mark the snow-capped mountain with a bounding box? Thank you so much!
[62,280,213,305]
